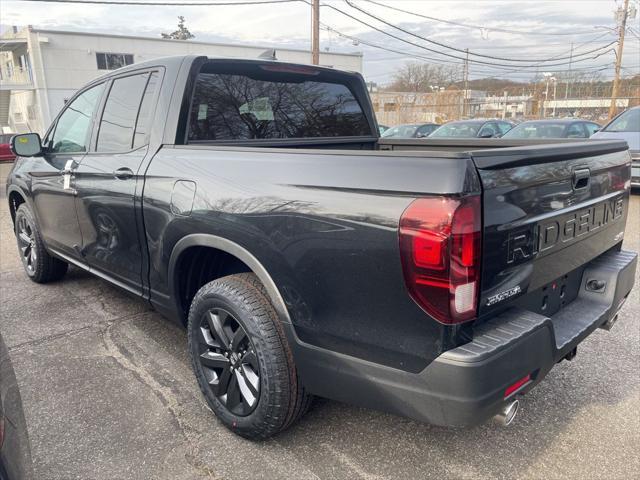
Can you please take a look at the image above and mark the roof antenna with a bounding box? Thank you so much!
[258,49,277,60]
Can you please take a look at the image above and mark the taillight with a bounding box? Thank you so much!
[399,195,481,324]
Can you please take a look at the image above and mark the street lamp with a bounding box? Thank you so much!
[551,76,558,117]
[542,72,556,118]
[430,85,440,121]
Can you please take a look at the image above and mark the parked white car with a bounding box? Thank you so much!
[591,106,640,188]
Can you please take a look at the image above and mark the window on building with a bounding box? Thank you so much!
[96,52,135,71]
[27,105,37,121]
[97,72,159,152]
[383,103,396,112]
[50,83,105,153]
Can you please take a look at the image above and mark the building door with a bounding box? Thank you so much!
[73,70,161,294]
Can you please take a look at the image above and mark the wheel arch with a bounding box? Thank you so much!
[168,234,292,325]
[7,186,28,224]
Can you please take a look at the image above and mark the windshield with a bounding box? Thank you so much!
[604,108,640,132]
[430,122,482,138]
[504,122,569,138]
[381,125,418,138]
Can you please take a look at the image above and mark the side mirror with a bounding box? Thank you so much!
[415,132,426,138]
[10,133,43,157]
[478,132,493,138]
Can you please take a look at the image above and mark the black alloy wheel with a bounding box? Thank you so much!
[196,308,261,416]
[188,273,312,439]
[13,204,68,283]
[16,215,37,275]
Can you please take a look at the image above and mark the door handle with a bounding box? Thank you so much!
[113,167,134,180]
[61,159,78,175]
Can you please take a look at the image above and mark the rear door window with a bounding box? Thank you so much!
[188,70,371,141]
[97,72,159,152]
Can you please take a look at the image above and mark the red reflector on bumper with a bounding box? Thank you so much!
[504,374,531,398]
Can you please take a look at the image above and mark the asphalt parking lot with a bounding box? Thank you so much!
[1,162,639,480]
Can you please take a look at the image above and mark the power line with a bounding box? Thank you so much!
[321,23,616,79]
[343,0,616,63]
[16,0,298,5]
[320,24,614,83]
[316,1,614,69]
[360,0,603,37]
[321,24,464,67]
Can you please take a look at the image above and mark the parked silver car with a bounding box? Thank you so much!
[503,119,600,139]
[592,107,640,188]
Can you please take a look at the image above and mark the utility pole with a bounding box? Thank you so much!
[502,90,508,119]
[565,42,573,100]
[609,0,630,119]
[463,48,469,118]
[542,73,551,118]
[311,0,320,65]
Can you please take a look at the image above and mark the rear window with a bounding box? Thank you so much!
[430,122,483,138]
[505,122,568,138]
[187,70,371,141]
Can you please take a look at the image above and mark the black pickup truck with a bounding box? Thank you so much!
[6,56,637,439]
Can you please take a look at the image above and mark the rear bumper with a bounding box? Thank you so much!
[290,249,637,427]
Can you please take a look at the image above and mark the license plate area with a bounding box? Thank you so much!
[514,266,585,317]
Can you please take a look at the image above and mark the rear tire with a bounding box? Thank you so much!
[188,273,311,440]
[14,204,68,283]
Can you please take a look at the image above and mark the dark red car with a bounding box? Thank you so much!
[0,134,16,162]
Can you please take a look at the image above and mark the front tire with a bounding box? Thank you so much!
[188,273,311,440]
[14,204,68,283]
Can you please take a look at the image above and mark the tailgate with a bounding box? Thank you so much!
[471,140,632,318]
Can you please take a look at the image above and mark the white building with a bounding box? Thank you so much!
[0,26,363,134]
[476,95,535,119]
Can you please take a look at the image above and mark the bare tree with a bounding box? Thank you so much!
[387,62,461,92]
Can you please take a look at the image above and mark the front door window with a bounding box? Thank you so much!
[50,83,105,153]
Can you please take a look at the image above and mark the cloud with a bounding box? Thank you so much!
[1,0,636,83]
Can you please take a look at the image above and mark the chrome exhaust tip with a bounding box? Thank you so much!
[493,400,519,427]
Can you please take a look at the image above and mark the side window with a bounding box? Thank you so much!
[415,124,434,137]
[133,72,160,149]
[566,123,587,138]
[498,122,513,135]
[584,123,600,137]
[478,122,498,137]
[97,73,155,152]
[50,83,105,154]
